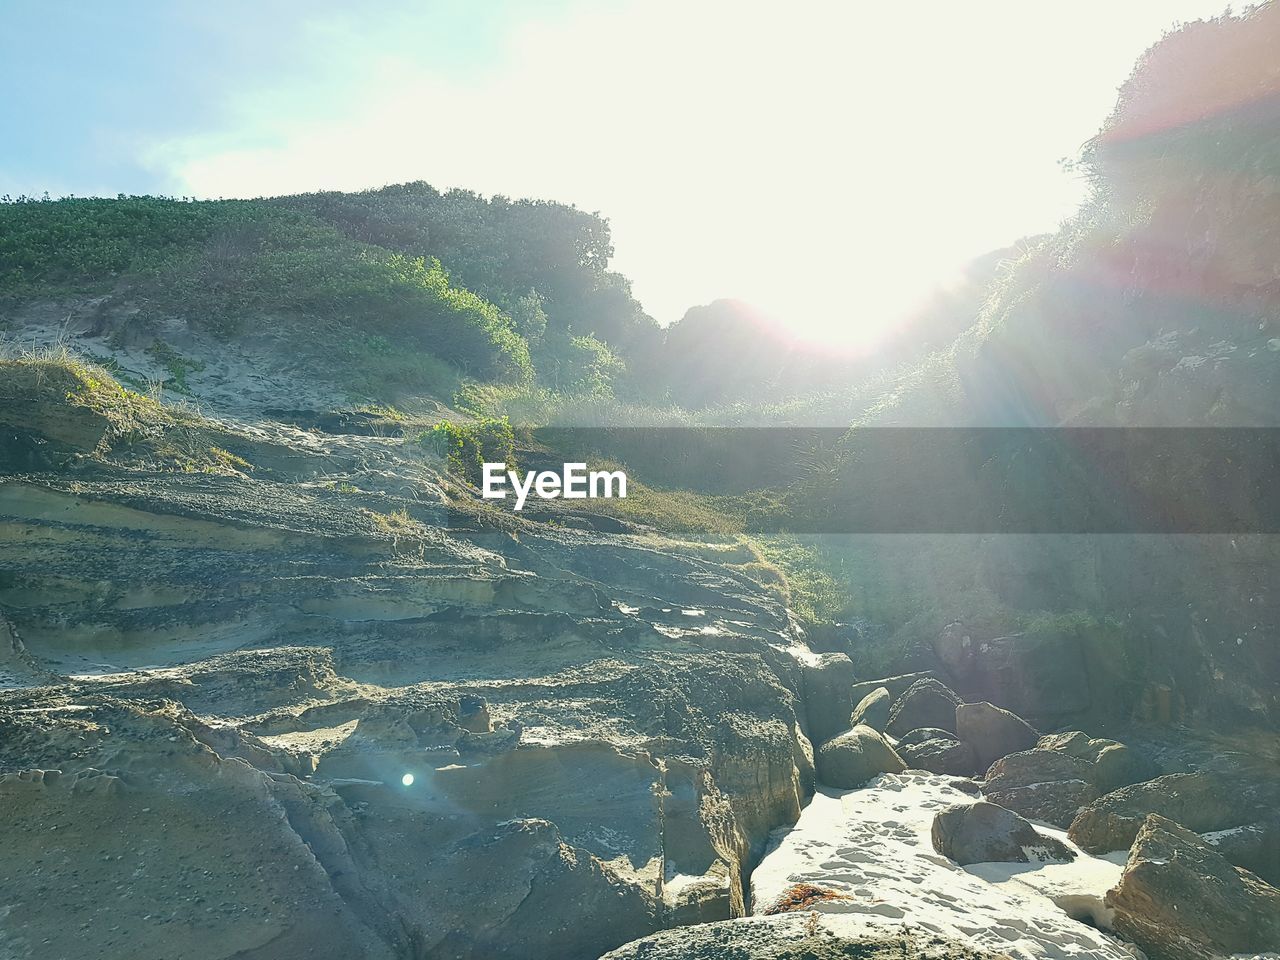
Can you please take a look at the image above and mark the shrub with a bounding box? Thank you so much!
[0,195,532,382]
[420,416,515,485]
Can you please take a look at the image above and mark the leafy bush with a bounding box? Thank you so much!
[533,332,625,395]
[0,195,531,381]
[420,416,515,485]
[275,182,658,351]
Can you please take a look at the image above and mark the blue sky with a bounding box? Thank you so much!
[0,0,577,196]
[0,0,1235,341]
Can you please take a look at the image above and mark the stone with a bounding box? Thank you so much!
[899,737,978,776]
[983,750,1098,827]
[955,701,1038,770]
[931,801,1075,866]
[1106,814,1280,960]
[848,671,942,706]
[800,653,857,746]
[1202,815,1280,887]
[895,726,957,748]
[456,694,492,733]
[601,917,1012,959]
[1037,730,1158,794]
[849,687,890,732]
[885,678,962,737]
[933,621,974,678]
[815,725,906,789]
[1069,771,1280,854]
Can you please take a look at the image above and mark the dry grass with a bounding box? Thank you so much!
[0,342,253,474]
[762,883,856,915]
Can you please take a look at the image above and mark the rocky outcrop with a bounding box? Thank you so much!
[955,701,1037,770]
[885,679,962,737]
[801,653,856,746]
[1203,815,1280,887]
[1069,770,1280,854]
[982,750,1098,828]
[931,801,1075,866]
[899,736,977,776]
[849,687,890,732]
[0,381,823,958]
[1106,814,1280,960]
[815,726,905,788]
[1036,730,1157,794]
[601,917,1010,959]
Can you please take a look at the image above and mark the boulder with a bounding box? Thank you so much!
[983,750,1098,827]
[895,727,958,748]
[899,737,977,776]
[849,671,942,706]
[815,725,906,789]
[1037,730,1158,794]
[955,701,1038,769]
[931,801,1075,866]
[886,678,962,737]
[1203,815,1280,887]
[849,687,891,732]
[933,621,974,678]
[800,653,856,746]
[1106,814,1280,960]
[1069,771,1280,854]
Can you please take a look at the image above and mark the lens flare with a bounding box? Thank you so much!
[401,773,414,787]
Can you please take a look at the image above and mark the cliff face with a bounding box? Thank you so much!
[810,4,1280,729]
[967,5,1280,429]
[0,358,829,960]
[968,5,1280,725]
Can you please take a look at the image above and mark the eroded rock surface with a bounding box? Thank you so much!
[983,750,1099,828]
[956,701,1037,770]
[1105,814,1280,960]
[899,736,977,776]
[1069,770,1280,854]
[600,917,1009,959]
[1037,730,1158,795]
[0,406,822,959]
[849,686,890,732]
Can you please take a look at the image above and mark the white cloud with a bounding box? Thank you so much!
[148,0,1231,345]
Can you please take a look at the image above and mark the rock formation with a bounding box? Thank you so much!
[849,686,891,732]
[1105,814,1280,960]
[885,678,962,737]
[983,750,1099,828]
[815,726,906,788]
[955,701,1038,770]
[930,800,1075,866]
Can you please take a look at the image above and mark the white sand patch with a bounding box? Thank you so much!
[751,771,1142,960]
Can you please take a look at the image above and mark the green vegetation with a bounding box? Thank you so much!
[0,195,540,383]
[145,339,204,393]
[420,416,516,485]
[0,347,255,473]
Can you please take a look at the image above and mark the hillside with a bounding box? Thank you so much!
[3,5,1280,960]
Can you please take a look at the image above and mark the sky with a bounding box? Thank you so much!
[0,0,1236,347]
